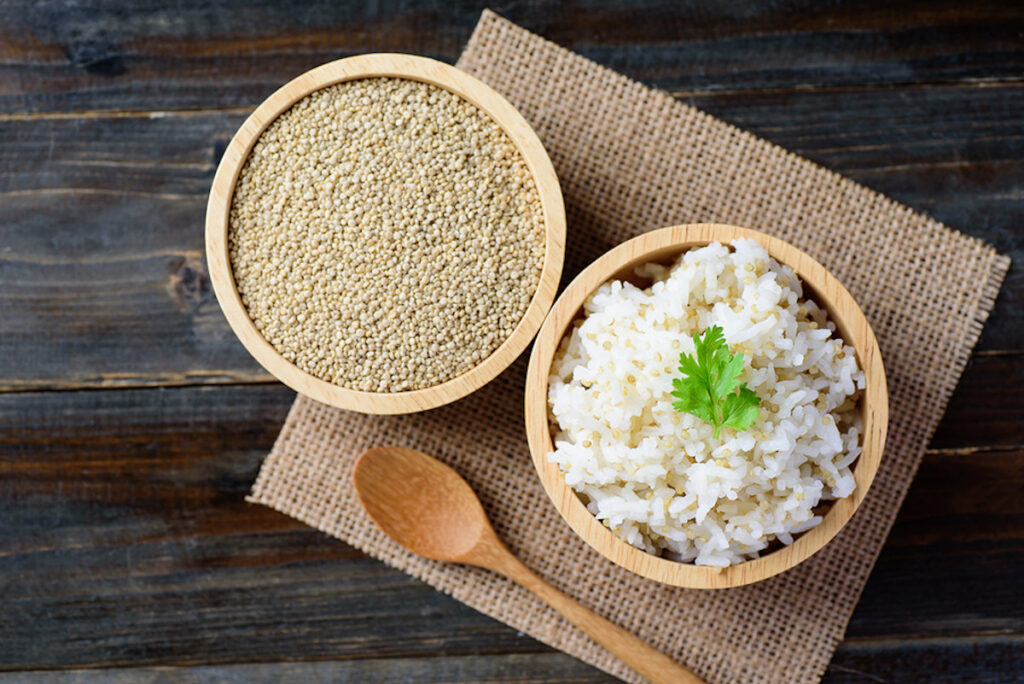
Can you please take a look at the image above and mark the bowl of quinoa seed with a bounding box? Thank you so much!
[205,54,565,414]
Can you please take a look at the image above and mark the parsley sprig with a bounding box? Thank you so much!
[671,325,761,438]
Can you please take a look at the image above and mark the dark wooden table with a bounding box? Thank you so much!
[1,2,1021,682]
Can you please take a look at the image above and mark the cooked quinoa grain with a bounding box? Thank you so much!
[228,77,546,392]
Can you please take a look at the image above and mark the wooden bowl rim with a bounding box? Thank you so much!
[524,223,888,588]
[205,53,565,414]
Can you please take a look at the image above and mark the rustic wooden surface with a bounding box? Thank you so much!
[0,1,1020,682]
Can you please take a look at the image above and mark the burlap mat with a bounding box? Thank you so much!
[248,11,1010,683]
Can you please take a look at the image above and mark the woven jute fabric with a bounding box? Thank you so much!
[249,11,1010,683]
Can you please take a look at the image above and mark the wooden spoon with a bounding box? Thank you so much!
[352,446,704,684]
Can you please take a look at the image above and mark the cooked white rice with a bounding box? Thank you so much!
[547,239,865,567]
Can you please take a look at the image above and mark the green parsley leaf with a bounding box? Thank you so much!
[671,325,761,438]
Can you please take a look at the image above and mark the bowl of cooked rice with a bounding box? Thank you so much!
[525,223,887,588]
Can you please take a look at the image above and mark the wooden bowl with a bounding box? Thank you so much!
[525,223,888,588]
[206,54,565,414]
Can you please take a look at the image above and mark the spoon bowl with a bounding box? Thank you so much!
[353,446,488,562]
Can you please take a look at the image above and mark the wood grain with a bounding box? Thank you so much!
[930,354,1024,450]
[849,447,1024,639]
[3,638,1023,684]
[0,1,1020,680]
[0,385,1020,674]
[0,655,619,683]
[1,87,1020,391]
[0,110,266,390]
[0,1,1021,114]
[826,635,1024,684]
[0,385,541,670]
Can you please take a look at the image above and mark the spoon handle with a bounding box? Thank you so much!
[488,549,704,684]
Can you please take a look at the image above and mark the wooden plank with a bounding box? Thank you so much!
[1,4,1018,683]
[1,82,1021,391]
[846,447,1024,638]
[2,635,1021,683]
[0,384,542,670]
[0,110,266,389]
[0,1,1021,114]
[1,385,1021,671]
[0,654,617,683]
[929,354,1024,451]
[825,634,1024,684]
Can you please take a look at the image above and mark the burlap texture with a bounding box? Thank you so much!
[248,11,1010,683]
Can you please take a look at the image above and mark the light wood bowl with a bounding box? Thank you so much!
[206,54,565,414]
[525,223,888,588]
